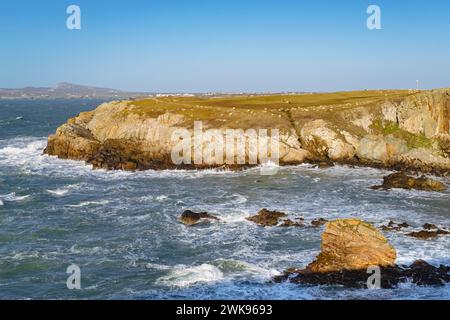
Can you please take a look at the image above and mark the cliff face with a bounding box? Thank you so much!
[44,89,450,174]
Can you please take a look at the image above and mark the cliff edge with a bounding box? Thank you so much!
[44,89,450,174]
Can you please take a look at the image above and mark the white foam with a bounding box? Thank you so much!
[156,264,224,287]
[66,200,109,208]
[156,195,168,202]
[216,259,281,280]
[47,189,69,197]
[0,192,30,202]
[0,199,3,206]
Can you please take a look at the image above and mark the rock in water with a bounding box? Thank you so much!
[274,218,450,288]
[311,218,328,227]
[406,229,450,239]
[179,210,219,226]
[372,172,446,191]
[246,209,286,227]
[306,219,397,273]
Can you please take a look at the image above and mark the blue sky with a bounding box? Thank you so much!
[0,0,449,92]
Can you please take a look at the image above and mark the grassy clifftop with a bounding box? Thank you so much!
[121,90,414,128]
[46,88,450,173]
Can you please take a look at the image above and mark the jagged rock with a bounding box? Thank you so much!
[279,218,304,227]
[372,172,446,191]
[311,218,328,227]
[300,120,355,161]
[379,221,450,239]
[246,209,286,227]
[274,260,450,288]
[306,219,397,273]
[380,220,410,232]
[406,229,450,239]
[423,223,438,230]
[274,219,450,288]
[179,210,219,226]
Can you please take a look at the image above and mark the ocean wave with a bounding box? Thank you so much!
[66,200,109,208]
[156,264,224,287]
[46,188,69,197]
[0,192,31,202]
[156,195,168,202]
[215,259,281,280]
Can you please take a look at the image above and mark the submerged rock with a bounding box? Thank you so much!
[275,260,450,288]
[406,229,450,239]
[279,218,304,227]
[380,220,410,232]
[372,172,446,191]
[380,221,449,240]
[275,218,450,288]
[179,210,219,226]
[246,209,286,227]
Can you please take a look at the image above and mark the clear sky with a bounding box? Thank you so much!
[1,0,449,92]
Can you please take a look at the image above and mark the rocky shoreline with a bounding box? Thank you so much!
[44,89,450,175]
[273,219,450,288]
[178,209,450,289]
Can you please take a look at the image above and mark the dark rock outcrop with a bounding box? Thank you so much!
[311,218,328,227]
[179,210,219,226]
[372,172,446,191]
[280,218,304,227]
[380,220,410,232]
[407,229,450,239]
[274,260,450,288]
[246,209,287,227]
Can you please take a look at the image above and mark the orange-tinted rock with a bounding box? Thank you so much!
[306,219,397,273]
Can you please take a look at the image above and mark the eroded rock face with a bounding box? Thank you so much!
[357,135,408,163]
[372,172,446,191]
[45,89,450,173]
[306,219,397,273]
[179,210,219,226]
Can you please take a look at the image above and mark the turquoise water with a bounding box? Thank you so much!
[0,99,449,300]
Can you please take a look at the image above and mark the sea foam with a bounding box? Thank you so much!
[156,264,224,287]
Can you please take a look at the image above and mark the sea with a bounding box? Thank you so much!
[0,99,449,299]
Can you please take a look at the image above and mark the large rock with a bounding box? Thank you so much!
[372,172,446,192]
[306,219,396,273]
[274,218,450,288]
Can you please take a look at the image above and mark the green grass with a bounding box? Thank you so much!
[115,90,415,129]
[371,119,433,149]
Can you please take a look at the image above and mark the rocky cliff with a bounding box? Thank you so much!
[45,89,450,174]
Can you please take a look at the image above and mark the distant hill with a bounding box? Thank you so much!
[0,82,153,99]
